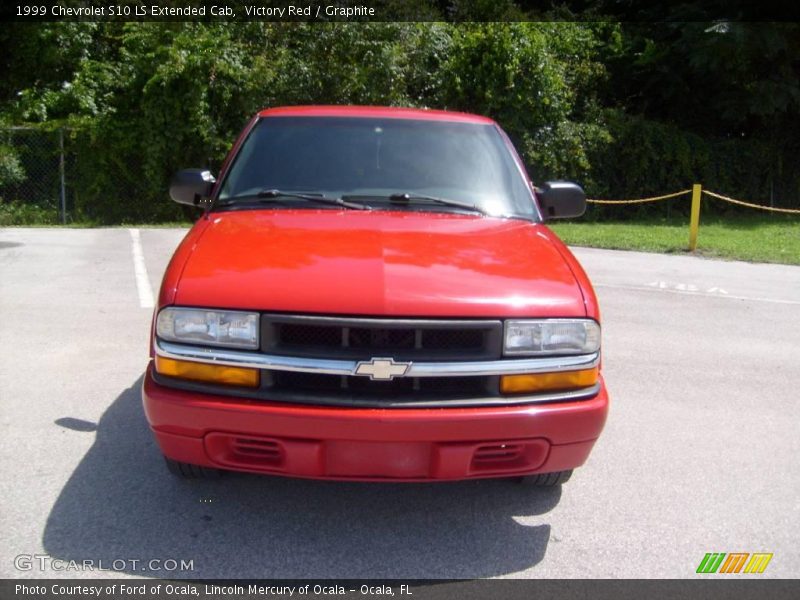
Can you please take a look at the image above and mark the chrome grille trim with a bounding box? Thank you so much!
[155,338,599,377]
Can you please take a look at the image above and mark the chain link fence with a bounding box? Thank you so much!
[1,125,193,225]
[1,125,797,226]
[0,127,72,224]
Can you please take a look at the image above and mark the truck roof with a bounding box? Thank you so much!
[257,105,496,124]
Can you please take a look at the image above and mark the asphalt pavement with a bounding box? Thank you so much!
[0,227,798,579]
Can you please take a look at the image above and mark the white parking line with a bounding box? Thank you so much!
[129,228,154,309]
[646,280,728,294]
[595,282,800,305]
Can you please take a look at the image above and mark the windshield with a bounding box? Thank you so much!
[217,116,537,219]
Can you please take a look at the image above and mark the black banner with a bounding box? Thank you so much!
[4,0,800,22]
[2,580,799,600]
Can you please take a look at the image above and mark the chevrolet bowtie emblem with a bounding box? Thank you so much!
[354,358,412,380]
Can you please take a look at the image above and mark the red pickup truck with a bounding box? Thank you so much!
[142,106,608,486]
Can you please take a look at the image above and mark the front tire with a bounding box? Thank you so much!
[164,457,223,479]
[515,469,573,487]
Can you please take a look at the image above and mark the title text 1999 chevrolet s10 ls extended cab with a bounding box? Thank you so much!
[142,106,608,486]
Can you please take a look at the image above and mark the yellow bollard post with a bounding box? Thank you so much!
[689,183,702,251]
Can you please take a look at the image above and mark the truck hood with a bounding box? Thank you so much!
[174,209,586,317]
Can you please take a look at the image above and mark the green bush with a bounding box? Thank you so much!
[1,21,798,224]
[0,200,59,225]
[582,111,799,220]
[0,144,26,187]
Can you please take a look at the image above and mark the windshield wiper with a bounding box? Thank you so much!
[219,189,370,210]
[257,189,369,210]
[343,192,487,215]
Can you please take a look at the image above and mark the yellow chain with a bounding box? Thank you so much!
[586,189,692,204]
[585,188,799,213]
[702,190,800,214]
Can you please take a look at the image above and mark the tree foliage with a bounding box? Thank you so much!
[0,14,798,223]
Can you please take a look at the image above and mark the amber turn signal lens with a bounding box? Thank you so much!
[155,356,260,388]
[500,367,598,394]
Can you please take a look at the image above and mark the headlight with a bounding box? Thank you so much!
[156,307,259,349]
[504,319,600,356]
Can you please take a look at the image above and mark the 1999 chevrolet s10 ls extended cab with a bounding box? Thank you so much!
[142,106,608,486]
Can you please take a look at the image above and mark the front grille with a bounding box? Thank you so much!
[277,324,343,348]
[422,328,485,350]
[349,327,417,350]
[272,371,493,400]
[262,314,502,361]
[256,315,503,404]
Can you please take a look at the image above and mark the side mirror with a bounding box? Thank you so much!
[169,169,216,206]
[536,181,586,220]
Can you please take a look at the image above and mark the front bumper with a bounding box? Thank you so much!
[142,363,609,481]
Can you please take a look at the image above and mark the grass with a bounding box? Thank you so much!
[549,215,800,266]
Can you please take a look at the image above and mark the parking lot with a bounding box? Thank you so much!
[1,227,798,579]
